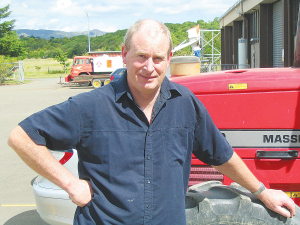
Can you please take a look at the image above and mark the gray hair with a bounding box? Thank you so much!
[124,19,173,56]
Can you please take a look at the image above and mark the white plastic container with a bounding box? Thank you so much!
[170,56,201,76]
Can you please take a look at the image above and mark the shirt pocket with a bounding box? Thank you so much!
[162,127,193,167]
[79,130,109,164]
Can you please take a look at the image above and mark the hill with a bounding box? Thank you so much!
[16,29,106,40]
[19,18,221,60]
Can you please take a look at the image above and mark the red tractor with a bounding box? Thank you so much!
[168,8,300,224]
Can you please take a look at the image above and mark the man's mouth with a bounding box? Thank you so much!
[139,74,158,80]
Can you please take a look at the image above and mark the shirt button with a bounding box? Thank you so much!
[147,132,150,136]
[147,156,151,160]
[147,205,150,208]
[147,180,151,183]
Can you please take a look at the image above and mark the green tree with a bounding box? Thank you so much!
[54,48,68,73]
[0,5,15,37]
[66,42,87,58]
[0,31,25,57]
[0,5,25,57]
[18,18,222,61]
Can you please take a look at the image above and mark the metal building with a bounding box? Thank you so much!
[219,0,299,68]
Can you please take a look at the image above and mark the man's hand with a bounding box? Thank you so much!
[257,188,296,218]
[8,126,93,208]
[68,179,93,207]
[213,152,296,218]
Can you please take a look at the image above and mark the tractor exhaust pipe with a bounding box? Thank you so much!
[294,5,300,67]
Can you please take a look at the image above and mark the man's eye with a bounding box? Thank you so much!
[154,57,164,63]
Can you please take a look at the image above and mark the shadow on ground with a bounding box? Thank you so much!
[4,210,48,225]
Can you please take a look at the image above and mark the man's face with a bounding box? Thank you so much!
[122,29,172,96]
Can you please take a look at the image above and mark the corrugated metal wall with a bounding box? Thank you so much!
[220,0,298,68]
[273,0,284,67]
[250,10,260,68]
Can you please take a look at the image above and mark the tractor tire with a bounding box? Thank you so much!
[185,181,300,225]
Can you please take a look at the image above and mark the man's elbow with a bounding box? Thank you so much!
[7,125,25,150]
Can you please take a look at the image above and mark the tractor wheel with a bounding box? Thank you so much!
[92,79,102,88]
[185,181,300,225]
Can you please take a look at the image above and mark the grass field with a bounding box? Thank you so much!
[23,58,73,78]
[1,58,73,85]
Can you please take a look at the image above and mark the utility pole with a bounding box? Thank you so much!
[86,12,90,53]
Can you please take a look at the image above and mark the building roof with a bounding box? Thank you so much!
[219,0,279,28]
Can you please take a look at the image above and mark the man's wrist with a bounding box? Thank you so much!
[252,182,266,196]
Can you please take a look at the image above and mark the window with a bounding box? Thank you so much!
[74,59,84,66]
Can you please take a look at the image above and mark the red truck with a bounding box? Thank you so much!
[64,55,123,88]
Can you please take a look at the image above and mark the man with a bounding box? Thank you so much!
[8,19,295,224]
[193,42,201,58]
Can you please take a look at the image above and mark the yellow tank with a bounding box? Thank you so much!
[170,56,200,76]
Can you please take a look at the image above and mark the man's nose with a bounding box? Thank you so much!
[144,58,154,72]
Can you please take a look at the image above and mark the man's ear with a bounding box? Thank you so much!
[169,51,173,59]
[122,45,128,65]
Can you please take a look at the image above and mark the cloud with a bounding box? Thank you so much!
[24,18,44,30]
[50,19,58,23]
[50,0,81,15]
[9,0,237,32]
[1,0,11,6]
[59,25,81,32]
[93,22,118,32]
[133,12,143,17]
[154,0,232,15]
[84,4,122,13]
[10,1,47,19]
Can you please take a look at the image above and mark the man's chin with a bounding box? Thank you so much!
[140,81,158,90]
[136,82,161,94]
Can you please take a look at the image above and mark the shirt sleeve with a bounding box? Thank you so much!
[19,98,81,151]
[192,99,233,166]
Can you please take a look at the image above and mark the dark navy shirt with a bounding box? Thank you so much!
[19,73,233,225]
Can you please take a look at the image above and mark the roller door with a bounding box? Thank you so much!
[273,0,284,67]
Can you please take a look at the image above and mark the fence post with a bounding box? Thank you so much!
[18,61,24,83]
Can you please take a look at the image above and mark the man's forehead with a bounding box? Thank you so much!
[132,29,167,46]
[131,35,169,55]
[139,24,165,38]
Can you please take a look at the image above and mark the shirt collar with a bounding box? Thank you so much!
[113,70,182,103]
[114,70,132,102]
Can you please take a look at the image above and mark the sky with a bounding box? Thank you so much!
[2,0,237,33]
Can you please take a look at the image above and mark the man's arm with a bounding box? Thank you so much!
[213,151,296,218]
[7,125,92,207]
